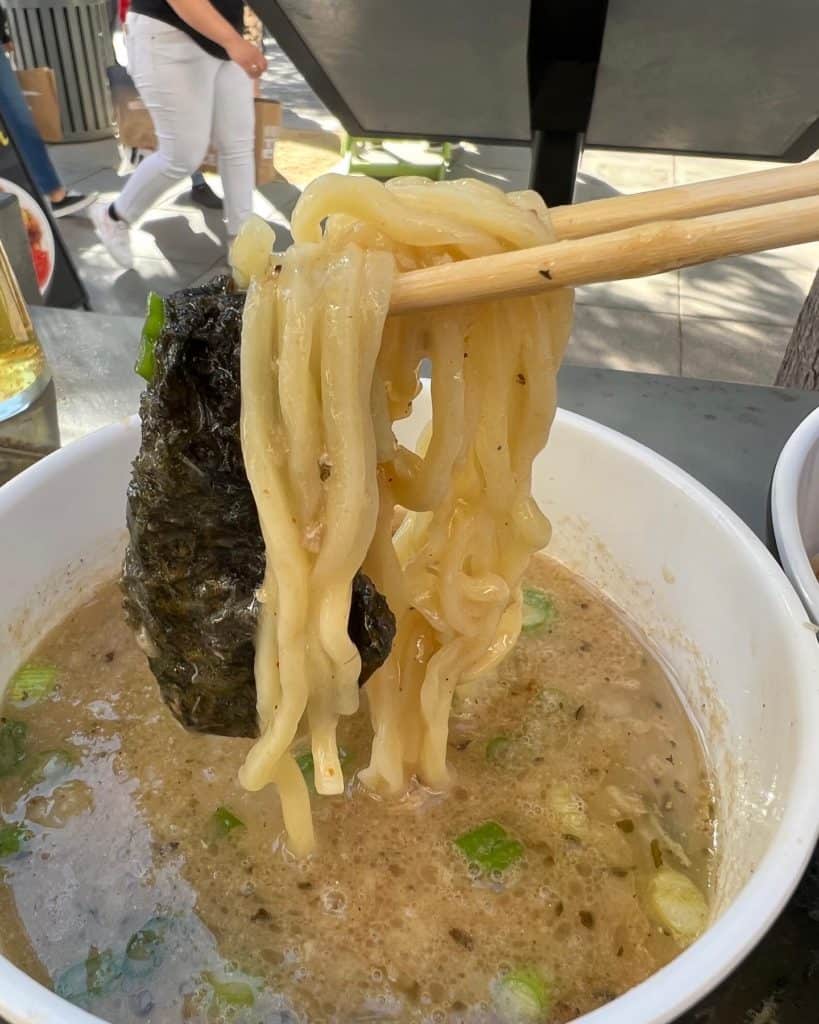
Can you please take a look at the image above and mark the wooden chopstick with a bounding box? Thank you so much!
[389,194,819,315]
[550,161,819,240]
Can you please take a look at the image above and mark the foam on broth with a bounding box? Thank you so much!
[0,555,716,1023]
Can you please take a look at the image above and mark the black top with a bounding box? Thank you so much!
[128,0,243,60]
[0,4,11,46]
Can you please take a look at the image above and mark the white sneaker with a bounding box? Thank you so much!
[91,203,134,270]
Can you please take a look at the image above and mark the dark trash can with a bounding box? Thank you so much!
[6,0,114,141]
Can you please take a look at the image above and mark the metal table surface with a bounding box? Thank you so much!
[1,307,819,1022]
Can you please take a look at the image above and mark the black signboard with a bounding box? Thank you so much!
[0,108,89,309]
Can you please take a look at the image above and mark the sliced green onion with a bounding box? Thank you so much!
[486,736,511,763]
[20,748,77,787]
[296,748,349,791]
[296,751,315,785]
[135,292,165,383]
[86,949,124,996]
[493,966,554,1022]
[646,868,708,943]
[204,972,255,1008]
[7,663,57,704]
[454,821,524,873]
[209,806,245,838]
[0,823,32,858]
[549,784,589,836]
[56,949,124,1006]
[124,916,173,977]
[0,719,27,777]
[521,588,555,633]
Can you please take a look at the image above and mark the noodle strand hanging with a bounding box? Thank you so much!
[232,174,574,854]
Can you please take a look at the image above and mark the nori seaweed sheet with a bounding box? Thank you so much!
[122,277,395,738]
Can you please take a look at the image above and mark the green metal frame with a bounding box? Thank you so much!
[343,137,453,181]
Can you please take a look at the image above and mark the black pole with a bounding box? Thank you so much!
[529,129,584,208]
[527,0,609,206]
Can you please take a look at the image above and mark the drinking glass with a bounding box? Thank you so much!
[0,240,51,423]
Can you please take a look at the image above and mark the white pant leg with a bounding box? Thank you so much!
[210,59,255,235]
[115,13,218,225]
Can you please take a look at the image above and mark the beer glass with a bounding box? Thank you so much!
[0,241,51,423]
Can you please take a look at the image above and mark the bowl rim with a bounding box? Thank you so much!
[771,404,819,624]
[1,410,819,1024]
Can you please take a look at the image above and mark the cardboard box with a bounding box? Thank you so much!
[109,66,281,185]
[201,98,282,186]
[107,64,157,151]
[15,68,62,144]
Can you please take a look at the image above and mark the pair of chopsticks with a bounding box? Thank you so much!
[389,162,819,314]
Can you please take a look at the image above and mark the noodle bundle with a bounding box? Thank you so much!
[231,175,574,855]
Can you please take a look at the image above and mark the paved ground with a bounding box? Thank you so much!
[46,35,818,387]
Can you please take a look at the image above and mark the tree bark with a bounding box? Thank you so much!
[776,269,819,389]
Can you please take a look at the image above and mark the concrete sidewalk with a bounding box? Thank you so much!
[47,36,816,387]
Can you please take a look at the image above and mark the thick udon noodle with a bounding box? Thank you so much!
[231,174,574,856]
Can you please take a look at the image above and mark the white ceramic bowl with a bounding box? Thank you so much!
[2,402,819,1024]
[771,405,819,624]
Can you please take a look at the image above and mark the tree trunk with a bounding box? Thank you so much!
[776,269,819,389]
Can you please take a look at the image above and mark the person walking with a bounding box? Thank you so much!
[189,170,222,209]
[0,7,96,217]
[93,0,266,270]
[114,0,224,211]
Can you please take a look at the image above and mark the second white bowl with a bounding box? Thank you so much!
[771,405,819,623]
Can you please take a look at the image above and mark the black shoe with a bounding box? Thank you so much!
[50,191,98,219]
[189,181,223,210]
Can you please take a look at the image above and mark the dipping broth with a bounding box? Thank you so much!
[0,556,716,1023]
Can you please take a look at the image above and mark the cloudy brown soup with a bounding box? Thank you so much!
[0,555,715,1023]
